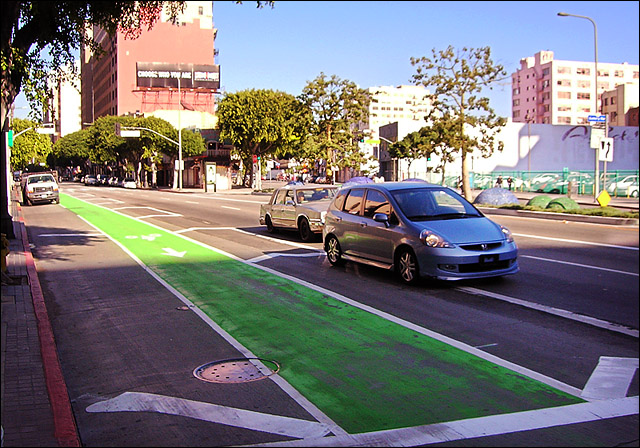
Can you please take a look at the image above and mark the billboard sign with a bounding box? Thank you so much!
[136,62,220,90]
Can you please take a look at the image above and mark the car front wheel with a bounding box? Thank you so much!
[325,235,345,266]
[396,248,420,284]
[265,215,276,233]
[298,218,312,242]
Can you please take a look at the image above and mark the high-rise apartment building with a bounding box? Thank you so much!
[81,1,219,130]
[46,61,82,140]
[511,50,639,125]
[366,85,431,137]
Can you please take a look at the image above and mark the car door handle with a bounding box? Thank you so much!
[359,222,367,227]
[335,217,342,222]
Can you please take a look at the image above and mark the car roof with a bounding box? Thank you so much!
[278,184,337,191]
[340,181,445,192]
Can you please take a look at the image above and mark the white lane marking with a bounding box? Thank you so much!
[86,392,331,439]
[162,248,186,257]
[222,205,242,211]
[249,397,639,447]
[112,206,182,219]
[39,233,103,237]
[186,201,199,204]
[248,252,324,264]
[457,286,639,338]
[520,255,638,277]
[514,233,639,251]
[581,357,639,400]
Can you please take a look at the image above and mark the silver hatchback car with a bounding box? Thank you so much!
[323,182,518,284]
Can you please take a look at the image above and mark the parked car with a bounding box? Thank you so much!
[259,184,339,242]
[22,173,59,205]
[122,178,137,189]
[323,182,519,284]
[84,174,98,186]
[607,175,638,197]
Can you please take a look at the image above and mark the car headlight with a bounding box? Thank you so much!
[420,229,452,248]
[500,225,514,243]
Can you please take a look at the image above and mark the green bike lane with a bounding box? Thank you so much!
[60,193,584,435]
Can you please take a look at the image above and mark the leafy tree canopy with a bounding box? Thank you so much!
[410,46,506,198]
[9,118,53,170]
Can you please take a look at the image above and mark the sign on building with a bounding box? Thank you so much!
[136,62,220,90]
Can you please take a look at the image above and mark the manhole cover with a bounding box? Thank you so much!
[193,358,280,384]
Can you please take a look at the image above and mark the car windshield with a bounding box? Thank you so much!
[27,175,55,184]
[295,188,336,204]
[391,188,482,221]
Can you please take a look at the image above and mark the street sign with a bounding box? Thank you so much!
[588,115,606,122]
[598,137,614,162]
[590,127,606,149]
[120,130,141,138]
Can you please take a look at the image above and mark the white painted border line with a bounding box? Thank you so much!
[514,232,639,251]
[246,397,639,447]
[457,286,639,338]
[521,254,638,277]
[87,392,331,439]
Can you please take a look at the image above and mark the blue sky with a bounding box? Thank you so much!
[212,0,639,117]
[13,1,639,120]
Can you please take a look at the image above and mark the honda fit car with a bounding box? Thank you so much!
[323,182,518,284]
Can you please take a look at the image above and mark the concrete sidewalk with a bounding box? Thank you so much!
[1,189,80,447]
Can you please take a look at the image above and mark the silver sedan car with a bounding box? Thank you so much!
[260,184,338,242]
[323,182,518,284]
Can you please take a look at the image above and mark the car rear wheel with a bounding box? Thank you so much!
[298,218,313,242]
[396,248,420,284]
[325,235,345,266]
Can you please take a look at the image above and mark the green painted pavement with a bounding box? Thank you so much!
[61,193,584,434]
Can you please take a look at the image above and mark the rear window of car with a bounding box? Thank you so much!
[344,189,365,215]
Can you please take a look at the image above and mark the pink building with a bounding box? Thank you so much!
[81,1,218,129]
[511,51,639,125]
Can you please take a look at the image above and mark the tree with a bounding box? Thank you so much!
[217,89,311,186]
[9,118,53,170]
[388,131,432,179]
[298,73,370,182]
[410,46,507,199]
[51,128,91,173]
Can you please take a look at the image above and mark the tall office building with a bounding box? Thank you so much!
[511,50,639,125]
[366,85,431,137]
[81,1,219,130]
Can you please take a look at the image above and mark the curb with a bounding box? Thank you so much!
[479,206,639,226]
[16,205,81,447]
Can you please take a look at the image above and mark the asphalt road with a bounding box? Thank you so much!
[20,183,639,447]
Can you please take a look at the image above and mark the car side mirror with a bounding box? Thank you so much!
[373,213,390,228]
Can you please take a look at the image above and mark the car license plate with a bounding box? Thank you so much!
[480,255,498,263]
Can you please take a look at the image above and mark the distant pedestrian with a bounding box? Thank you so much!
[495,175,503,188]
[507,177,513,190]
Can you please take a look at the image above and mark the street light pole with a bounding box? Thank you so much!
[557,12,600,199]
[177,76,183,190]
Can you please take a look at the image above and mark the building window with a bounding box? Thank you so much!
[597,70,610,77]
[558,91,571,99]
[577,80,590,88]
[558,106,571,112]
[542,68,550,76]
[557,66,571,74]
[557,79,571,86]
[577,117,588,124]
[513,110,520,118]
[558,117,571,124]
[577,92,591,100]
[611,97,616,105]
[576,67,591,76]
[614,70,624,77]
[513,99,520,106]
[199,6,203,14]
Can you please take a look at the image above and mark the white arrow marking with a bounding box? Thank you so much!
[141,234,162,241]
[162,248,186,257]
[581,357,639,400]
[86,392,331,439]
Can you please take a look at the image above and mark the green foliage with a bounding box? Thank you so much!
[9,118,53,170]
[2,2,187,127]
[546,197,580,211]
[217,89,312,166]
[52,128,90,168]
[410,46,507,199]
[526,195,552,208]
[298,73,370,176]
